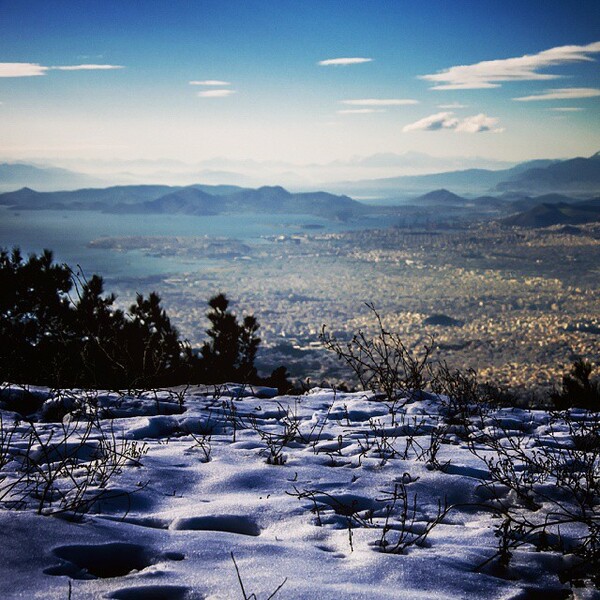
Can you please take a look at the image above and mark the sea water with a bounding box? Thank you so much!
[0,207,392,281]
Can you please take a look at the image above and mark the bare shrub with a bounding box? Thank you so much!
[182,414,214,463]
[430,362,495,434]
[469,408,600,587]
[378,482,450,554]
[0,407,147,518]
[0,412,18,469]
[231,552,287,600]
[288,482,449,555]
[320,303,433,424]
[246,402,302,465]
[295,390,337,453]
[287,487,375,552]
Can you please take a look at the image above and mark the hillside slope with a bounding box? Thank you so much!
[496,152,600,195]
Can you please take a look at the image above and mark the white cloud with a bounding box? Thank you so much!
[189,80,231,86]
[420,41,600,90]
[341,98,418,106]
[437,102,468,109]
[0,62,48,77]
[549,107,585,112]
[318,57,373,66]
[455,113,502,133]
[402,112,458,131]
[197,89,236,98]
[403,111,502,133]
[0,62,122,77]
[50,64,123,71]
[337,108,385,114]
[513,87,600,101]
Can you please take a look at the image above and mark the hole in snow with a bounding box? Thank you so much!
[107,585,197,600]
[170,515,260,536]
[45,543,154,579]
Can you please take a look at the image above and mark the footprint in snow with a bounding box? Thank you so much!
[106,585,200,599]
[170,514,261,536]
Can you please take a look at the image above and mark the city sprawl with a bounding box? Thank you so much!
[102,222,600,395]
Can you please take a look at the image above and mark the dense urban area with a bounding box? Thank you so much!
[99,221,600,396]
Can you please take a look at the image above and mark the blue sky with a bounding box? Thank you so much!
[0,1,599,166]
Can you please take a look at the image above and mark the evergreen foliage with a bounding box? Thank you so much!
[0,248,74,385]
[198,293,261,383]
[0,248,189,388]
[0,248,289,390]
[552,358,600,410]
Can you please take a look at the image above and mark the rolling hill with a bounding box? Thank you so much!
[0,184,366,221]
[409,189,469,206]
[502,197,600,227]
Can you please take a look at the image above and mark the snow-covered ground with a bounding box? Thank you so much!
[0,385,598,599]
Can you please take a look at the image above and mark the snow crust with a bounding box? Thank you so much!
[0,385,597,599]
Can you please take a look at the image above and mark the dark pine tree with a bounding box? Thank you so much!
[123,292,186,388]
[0,248,73,385]
[199,294,261,383]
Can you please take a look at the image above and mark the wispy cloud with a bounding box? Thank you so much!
[513,87,600,101]
[189,80,231,86]
[337,108,384,114]
[341,98,418,106]
[403,111,502,133]
[50,64,123,71]
[437,102,468,109]
[318,57,373,66]
[420,41,600,90]
[549,107,585,112]
[197,89,236,98]
[0,62,123,77]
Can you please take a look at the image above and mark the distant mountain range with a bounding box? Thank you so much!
[0,163,103,193]
[3,181,599,228]
[397,188,600,228]
[0,152,516,192]
[1,151,599,227]
[329,160,560,198]
[331,153,600,199]
[495,152,600,195]
[0,184,366,221]
[403,188,583,211]
[1,152,598,199]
